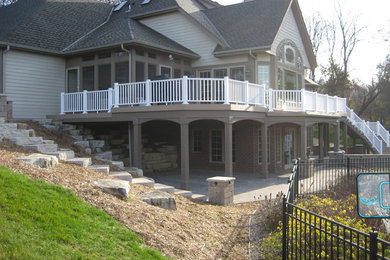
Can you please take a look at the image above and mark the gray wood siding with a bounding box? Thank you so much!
[140,12,247,67]
[272,8,310,68]
[4,50,65,119]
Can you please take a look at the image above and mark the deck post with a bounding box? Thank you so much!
[325,94,329,113]
[268,88,274,111]
[82,90,88,114]
[224,76,229,105]
[224,121,233,177]
[182,76,189,104]
[107,88,113,112]
[60,92,65,115]
[343,122,348,151]
[180,122,190,190]
[133,120,142,168]
[261,123,269,178]
[300,89,305,112]
[114,82,119,108]
[334,120,340,151]
[145,79,151,106]
[245,80,249,106]
[300,124,307,159]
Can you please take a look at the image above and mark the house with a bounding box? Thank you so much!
[0,0,388,189]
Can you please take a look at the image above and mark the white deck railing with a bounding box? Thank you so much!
[60,76,389,154]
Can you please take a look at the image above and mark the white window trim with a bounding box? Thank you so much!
[159,65,172,77]
[197,66,246,80]
[209,129,224,163]
[284,45,295,66]
[198,70,211,78]
[65,67,80,93]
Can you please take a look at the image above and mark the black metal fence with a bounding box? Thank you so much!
[282,156,390,260]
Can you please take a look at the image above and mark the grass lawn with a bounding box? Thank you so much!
[0,166,167,259]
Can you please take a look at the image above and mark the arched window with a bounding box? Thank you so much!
[276,40,304,90]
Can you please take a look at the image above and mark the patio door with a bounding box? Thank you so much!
[284,128,296,168]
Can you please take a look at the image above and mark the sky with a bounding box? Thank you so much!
[215,0,390,85]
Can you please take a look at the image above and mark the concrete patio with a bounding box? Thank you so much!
[144,170,290,204]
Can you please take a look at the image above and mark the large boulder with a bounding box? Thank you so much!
[141,191,177,210]
[95,179,129,200]
[16,153,59,168]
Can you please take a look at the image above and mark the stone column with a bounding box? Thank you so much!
[180,123,190,190]
[128,122,133,167]
[334,121,340,151]
[300,124,307,159]
[224,121,233,177]
[133,120,142,168]
[343,122,348,152]
[324,124,330,154]
[319,124,324,160]
[261,123,268,178]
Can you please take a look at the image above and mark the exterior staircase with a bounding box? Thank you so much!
[0,118,198,200]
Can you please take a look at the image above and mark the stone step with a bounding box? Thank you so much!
[89,140,105,149]
[74,140,89,148]
[66,157,92,167]
[61,124,76,131]
[109,171,133,182]
[23,143,58,153]
[88,165,110,174]
[42,124,59,131]
[132,177,155,188]
[154,183,175,193]
[0,123,17,130]
[8,136,43,145]
[125,167,143,177]
[174,189,193,198]
[67,129,81,136]
[44,149,75,160]
[0,117,6,124]
[72,135,83,141]
[191,193,207,201]
[95,151,112,161]
[43,140,55,144]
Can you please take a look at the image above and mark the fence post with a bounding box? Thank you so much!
[145,79,151,106]
[182,76,189,104]
[282,196,287,260]
[60,92,65,115]
[300,89,305,112]
[245,80,249,106]
[325,94,329,113]
[370,229,378,260]
[82,90,88,114]
[347,157,350,177]
[295,159,299,198]
[107,88,113,113]
[224,76,230,105]
[268,88,274,112]
[114,82,119,108]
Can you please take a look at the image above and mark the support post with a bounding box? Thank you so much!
[224,76,230,105]
[107,88,113,112]
[224,121,233,177]
[334,121,340,151]
[60,92,65,114]
[114,82,119,108]
[343,122,348,152]
[133,120,142,168]
[261,123,269,178]
[182,76,189,104]
[180,123,190,190]
[128,122,133,167]
[82,90,88,114]
[145,79,151,106]
[300,124,307,159]
[319,124,324,160]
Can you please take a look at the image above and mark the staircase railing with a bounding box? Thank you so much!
[368,121,390,147]
[346,107,383,154]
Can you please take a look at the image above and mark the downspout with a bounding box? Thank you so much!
[2,45,10,94]
[121,43,133,166]
[121,43,132,82]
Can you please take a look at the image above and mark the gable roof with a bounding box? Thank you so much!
[203,0,291,53]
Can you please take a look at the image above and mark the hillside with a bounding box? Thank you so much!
[0,139,260,259]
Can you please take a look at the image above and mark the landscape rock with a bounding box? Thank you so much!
[16,153,59,168]
[141,190,177,210]
[126,167,143,177]
[95,179,130,200]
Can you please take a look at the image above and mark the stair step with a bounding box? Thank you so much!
[88,165,110,174]
[73,141,89,148]
[0,117,6,124]
[72,135,83,141]
[42,124,59,131]
[43,140,55,144]
[132,177,155,188]
[154,183,175,193]
[174,189,193,198]
[45,149,75,160]
[68,129,81,136]
[66,157,92,167]
[8,136,43,145]
[0,123,17,130]
[109,171,133,182]
[95,151,112,161]
[23,143,58,153]
[191,193,207,201]
[61,124,76,131]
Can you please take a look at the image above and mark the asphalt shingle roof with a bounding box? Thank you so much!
[203,0,291,52]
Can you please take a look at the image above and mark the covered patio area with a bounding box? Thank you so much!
[144,170,289,204]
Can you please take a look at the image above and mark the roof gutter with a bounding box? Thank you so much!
[249,49,256,59]
[213,46,271,57]
[4,45,10,54]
